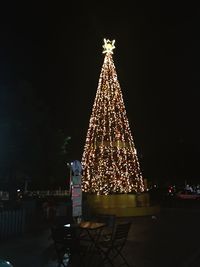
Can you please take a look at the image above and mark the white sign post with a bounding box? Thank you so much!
[71,160,82,221]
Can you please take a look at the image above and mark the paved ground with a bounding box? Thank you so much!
[0,206,200,267]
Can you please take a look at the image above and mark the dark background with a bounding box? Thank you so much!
[0,1,200,189]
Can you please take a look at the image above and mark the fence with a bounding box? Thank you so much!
[28,190,69,197]
[0,209,26,240]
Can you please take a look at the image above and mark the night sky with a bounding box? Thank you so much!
[1,1,200,186]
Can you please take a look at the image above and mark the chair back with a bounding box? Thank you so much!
[112,221,131,246]
[97,221,131,267]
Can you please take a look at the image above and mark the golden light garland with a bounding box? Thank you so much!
[81,39,144,195]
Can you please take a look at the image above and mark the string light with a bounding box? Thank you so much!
[81,39,144,195]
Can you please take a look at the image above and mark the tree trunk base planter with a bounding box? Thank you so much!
[86,193,160,217]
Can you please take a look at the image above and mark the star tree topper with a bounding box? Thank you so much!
[102,39,115,54]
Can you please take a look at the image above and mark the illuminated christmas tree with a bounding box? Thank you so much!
[82,39,144,195]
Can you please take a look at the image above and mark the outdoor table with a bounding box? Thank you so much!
[79,221,106,230]
[78,221,106,265]
[79,221,106,245]
[64,221,106,266]
[64,221,106,238]
[64,221,106,247]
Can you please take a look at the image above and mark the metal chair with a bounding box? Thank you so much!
[94,214,116,241]
[97,221,132,267]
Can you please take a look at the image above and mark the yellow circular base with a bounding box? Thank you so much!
[86,193,160,217]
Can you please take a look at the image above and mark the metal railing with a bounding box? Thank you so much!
[0,209,25,239]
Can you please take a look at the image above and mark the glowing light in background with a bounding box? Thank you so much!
[81,39,144,195]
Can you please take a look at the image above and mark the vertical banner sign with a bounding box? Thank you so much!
[71,160,82,217]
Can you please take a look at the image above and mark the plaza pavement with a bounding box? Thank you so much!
[0,207,200,267]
